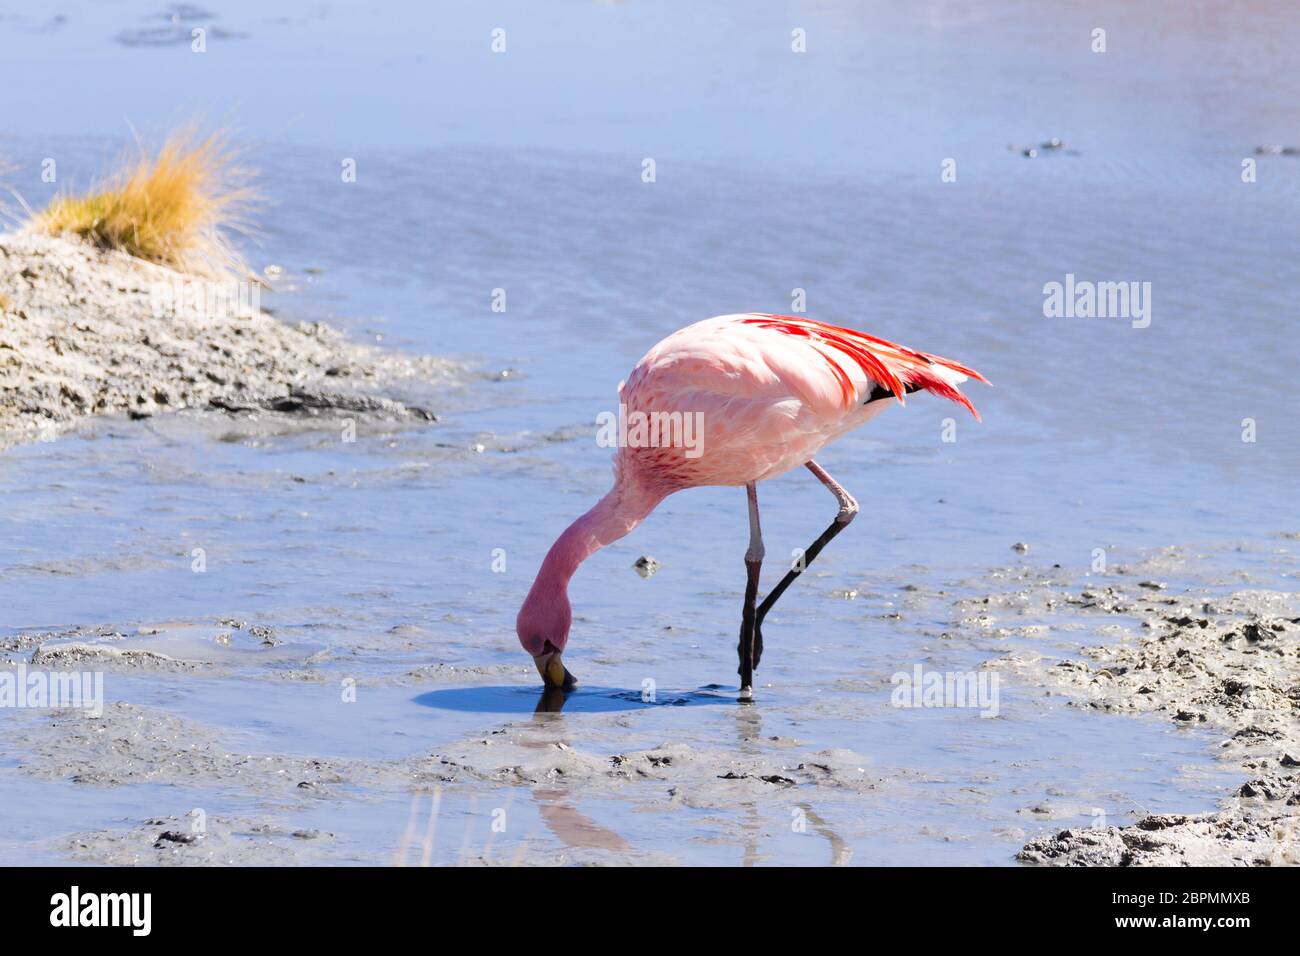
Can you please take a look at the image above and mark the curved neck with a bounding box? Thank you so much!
[532,480,664,592]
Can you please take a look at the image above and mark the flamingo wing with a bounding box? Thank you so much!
[628,314,987,421]
[741,314,990,420]
[614,314,987,487]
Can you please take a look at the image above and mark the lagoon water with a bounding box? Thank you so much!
[0,1,1296,864]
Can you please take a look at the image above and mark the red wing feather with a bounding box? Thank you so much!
[744,314,989,419]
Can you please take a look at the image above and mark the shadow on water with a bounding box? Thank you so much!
[414,684,736,715]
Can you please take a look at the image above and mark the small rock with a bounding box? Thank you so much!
[1241,621,1273,643]
[633,555,661,578]
[1012,542,1029,554]
[250,624,279,646]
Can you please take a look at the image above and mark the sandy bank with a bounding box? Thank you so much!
[0,231,453,447]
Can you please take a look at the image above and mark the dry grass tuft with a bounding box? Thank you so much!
[34,130,257,277]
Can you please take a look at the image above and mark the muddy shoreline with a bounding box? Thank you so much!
[988,573,1300,865]
[3,542,1295,865]
[0,231,453,447]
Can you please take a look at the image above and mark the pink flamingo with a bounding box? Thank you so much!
[517,313,988,699]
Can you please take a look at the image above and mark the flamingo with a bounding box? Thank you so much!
[517,313,988,700]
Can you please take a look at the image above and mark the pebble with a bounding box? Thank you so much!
[633,555,661,578]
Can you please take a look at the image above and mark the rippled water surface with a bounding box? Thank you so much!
[0,0,1296,864]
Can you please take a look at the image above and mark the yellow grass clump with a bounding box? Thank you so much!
[34,131,257,278]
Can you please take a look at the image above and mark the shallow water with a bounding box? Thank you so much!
[1,1,1297,865]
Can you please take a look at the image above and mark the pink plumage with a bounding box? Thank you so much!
[517,312,988,696]
[615,313,986,489]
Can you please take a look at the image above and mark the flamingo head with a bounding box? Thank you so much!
[516,586,577,691]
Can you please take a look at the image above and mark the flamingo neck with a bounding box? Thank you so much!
[534,480,664,591]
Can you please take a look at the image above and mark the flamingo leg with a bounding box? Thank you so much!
[752,460,858,665]
[737,481,764,699]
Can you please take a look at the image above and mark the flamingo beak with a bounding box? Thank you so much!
[534,651,577,691]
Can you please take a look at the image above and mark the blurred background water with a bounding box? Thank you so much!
[0,0,1296,864]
